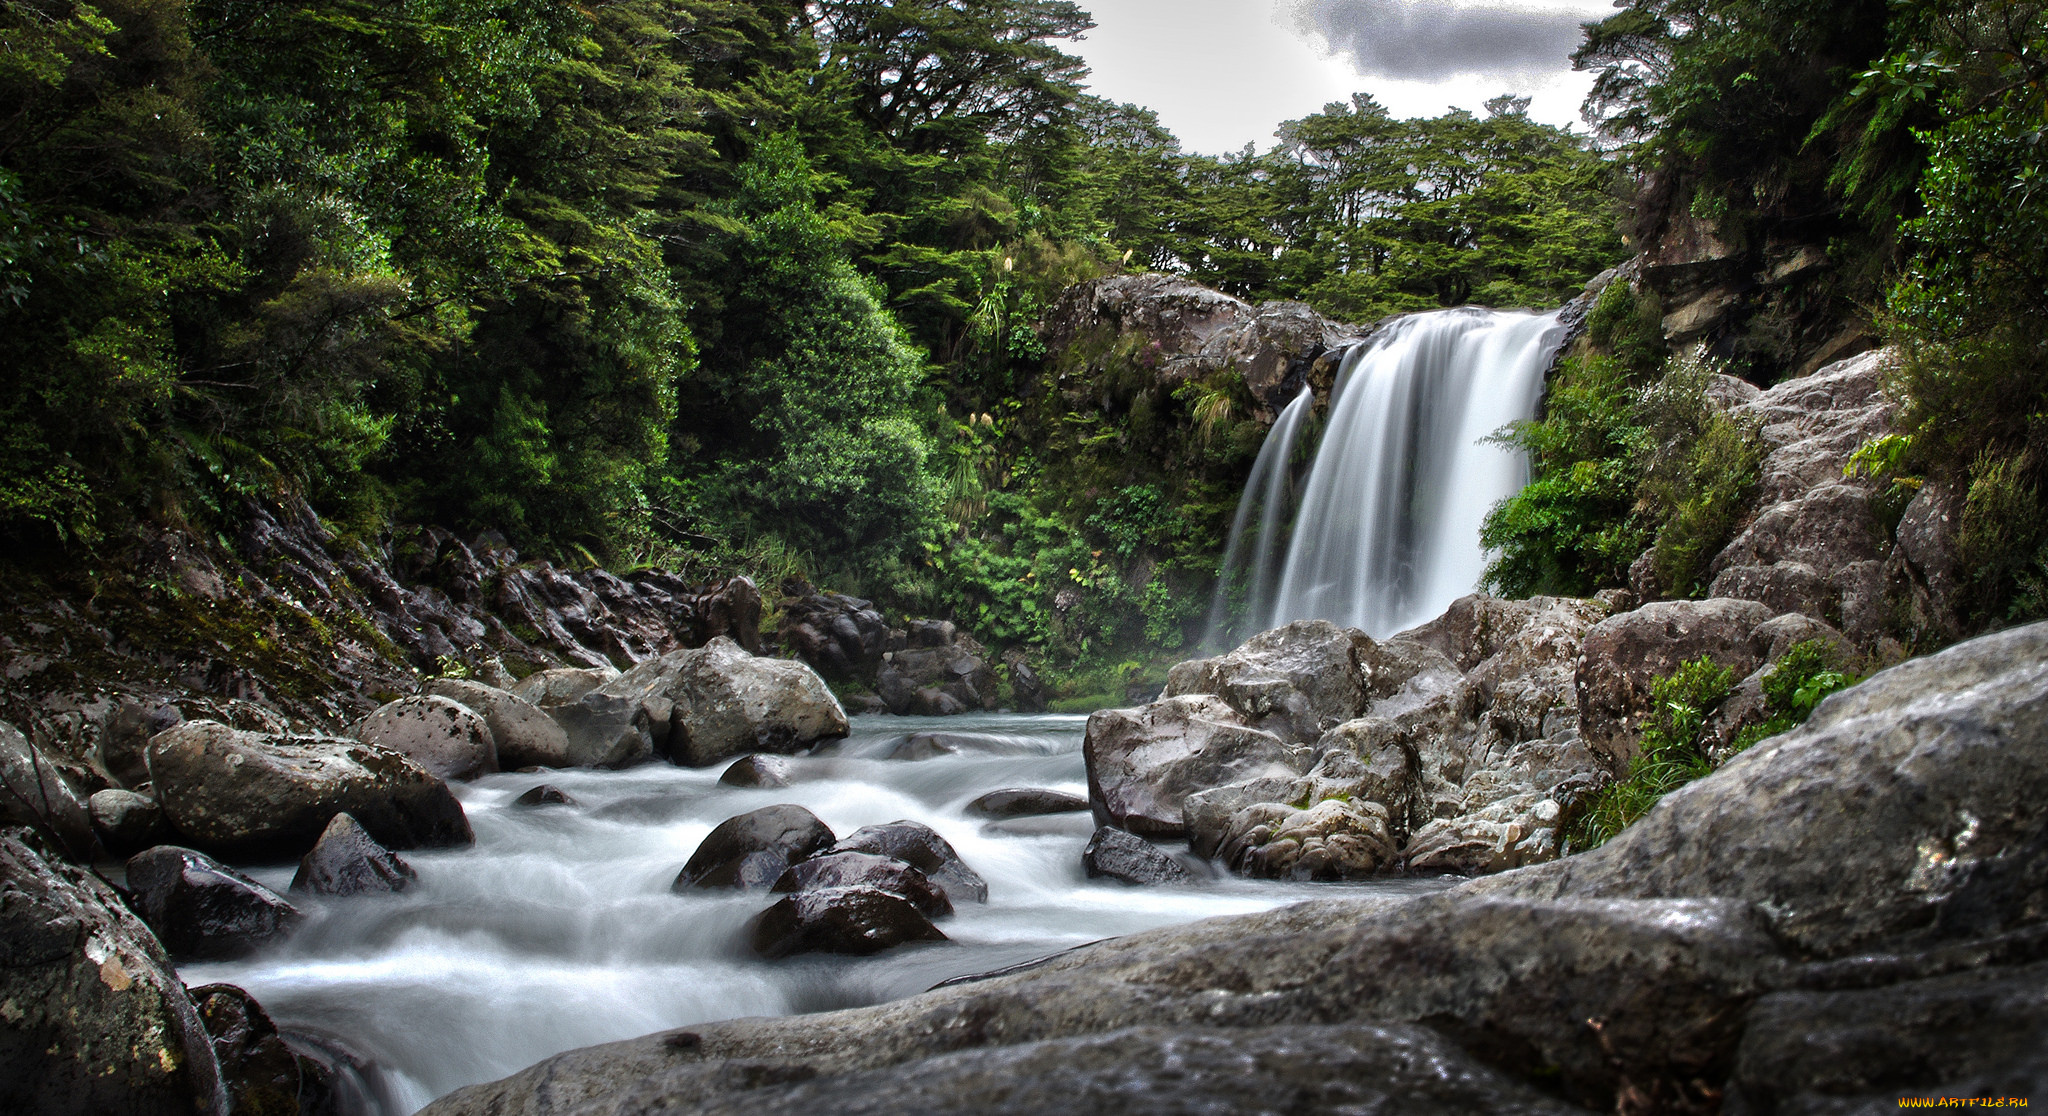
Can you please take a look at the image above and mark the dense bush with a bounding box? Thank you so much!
[1481,292,1760,601]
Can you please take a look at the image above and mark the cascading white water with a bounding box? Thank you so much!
[1209,308,1563,643]
[1201,387,1314,642]
[180,714,1444,1114]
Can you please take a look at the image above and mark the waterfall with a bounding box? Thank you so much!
[1200,386,1314,643]
[1207,307,1564,644]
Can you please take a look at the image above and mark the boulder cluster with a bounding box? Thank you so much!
[776,581,1040,714]
[1080,593,1848,883]
[0,632,853,1116]
[671,804,987,958]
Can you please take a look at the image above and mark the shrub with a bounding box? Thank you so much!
[1569,655,1736,849]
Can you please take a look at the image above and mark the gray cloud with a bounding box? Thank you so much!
[1289,0,1590,82]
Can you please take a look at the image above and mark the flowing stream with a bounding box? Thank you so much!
[180,712,1440,1114]
[1209,307,1564,643]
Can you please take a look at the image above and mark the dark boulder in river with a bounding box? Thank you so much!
[718,754,794,788]
[147,720,472,859]
[190,983,336,1116]
[418,620,2048,1116]
[126,845,303,960]
[772,851,952,919]
[513,783,576,807]
[750,887,948,959]
[965,788,1088,819]
[0,829,227,1115]
[828,820,987,906]
[1081,826,1188,886]
[673,804,836,892]
[291,813,417,897]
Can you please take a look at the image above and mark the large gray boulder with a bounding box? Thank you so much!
[148,721,473,858]
[1163,619,1377,743]
[590,637,848,768]
[124,845,302,960]
[1573,598,1778,770]
[1481,619,2048,959]
[425,678,574,771]
[0,829,228,1116]
[353,695,497,781]
[1083,695,1304,838]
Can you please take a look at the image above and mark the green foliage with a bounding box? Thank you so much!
[1570,655,1736,849]
[1483,336,1759,601]
[1731,639,1856,751]
[1636,347,1763,596]
[1481,354,1651,598]
[682,132,942,571]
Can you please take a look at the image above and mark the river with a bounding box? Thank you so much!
[181,711,1443,1114]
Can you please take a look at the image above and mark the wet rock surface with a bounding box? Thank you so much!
[0,829,227,1116]
[0,721,95,861]
[718,755,794,788]
[147,720,473,858]
[190,982,335,1116]
[828,820,988,906]
[965,788,1088,819]
[749,887,948,959]
[1080,826,1188,885]
[771,851,952,919]
[125,844,303,960]
[290,812,417,896]
[673,805,837,892]
[353,695,498,781]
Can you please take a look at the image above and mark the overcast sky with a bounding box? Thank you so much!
[1067,0,1616,155]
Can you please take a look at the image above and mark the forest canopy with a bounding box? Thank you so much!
[5,0,2041,663]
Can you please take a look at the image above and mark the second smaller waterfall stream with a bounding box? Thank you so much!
[1209,307,1564,643]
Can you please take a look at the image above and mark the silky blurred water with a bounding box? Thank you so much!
[180,712,1434,1114]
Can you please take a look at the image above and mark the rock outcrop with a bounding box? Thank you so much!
[1098,591,1856,879]
[592,637,850,768]
[419,620,2048,1116]
[147,720,473,858]
[0,497,767,784]
[1702,348,1899,646]
[1039,274,1350,417]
